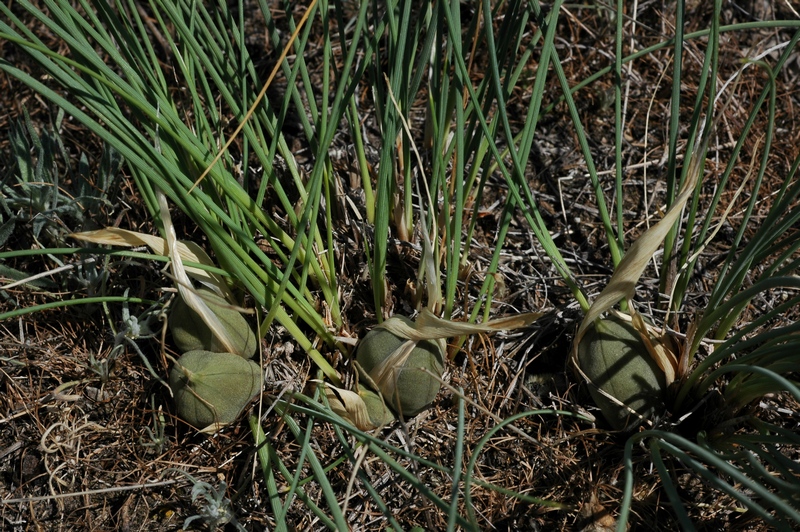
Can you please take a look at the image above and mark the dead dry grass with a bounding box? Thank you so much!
[2,1,800,530]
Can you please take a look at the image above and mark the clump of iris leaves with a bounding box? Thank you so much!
[2,0,799,530]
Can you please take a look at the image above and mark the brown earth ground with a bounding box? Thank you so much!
[2,1,800,531]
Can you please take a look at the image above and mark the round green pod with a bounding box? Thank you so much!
[577,316,666,430]
[169,350,263,428]
[358,388,397,427]
[169,288,257,359]
[356,316,445,417]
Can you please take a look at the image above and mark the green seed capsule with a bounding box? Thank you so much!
[356,316,445,417]
[169,350,262,429]
[169,287,257,359]
[577,316,666,430]
[358,388,397,427]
